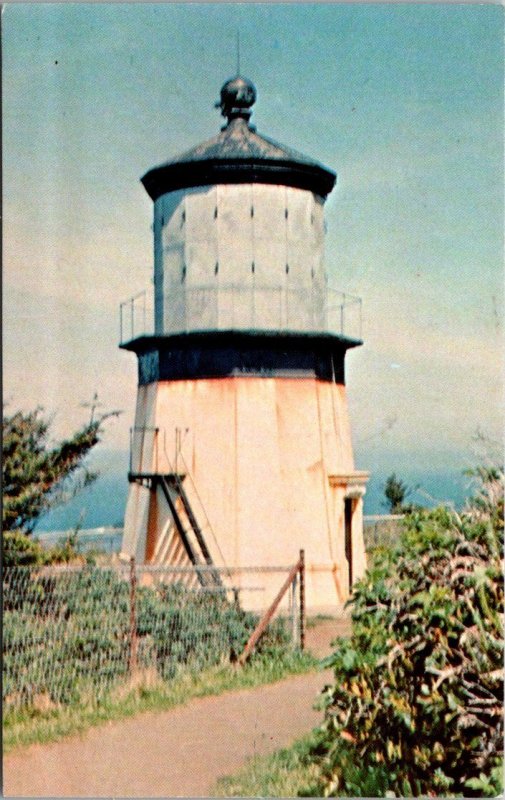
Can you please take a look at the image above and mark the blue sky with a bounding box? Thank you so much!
[3,4,503,522]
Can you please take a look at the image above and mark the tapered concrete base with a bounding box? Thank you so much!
[121,376,368,609]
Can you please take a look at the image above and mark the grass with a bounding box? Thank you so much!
[213,729,396,799]
[213,730,322,797]
[305,613,335,629]
[3,650,318,755]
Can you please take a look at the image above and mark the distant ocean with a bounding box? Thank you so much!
[364,469,472,515]
[36,527,123,554]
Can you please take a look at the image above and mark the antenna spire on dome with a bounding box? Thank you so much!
[215,75,257,126]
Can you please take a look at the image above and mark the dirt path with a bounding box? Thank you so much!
[3,617,349,798]
[305,615,351,657]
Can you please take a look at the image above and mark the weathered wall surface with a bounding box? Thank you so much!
[122,376,367,609]
[153,184,327,334]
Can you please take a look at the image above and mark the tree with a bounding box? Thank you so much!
[383,472,413,513]
[2,404,119,535]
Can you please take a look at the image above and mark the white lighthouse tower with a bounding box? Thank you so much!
[120,76,369,609]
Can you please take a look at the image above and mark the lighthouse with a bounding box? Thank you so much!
[120,76,369,609]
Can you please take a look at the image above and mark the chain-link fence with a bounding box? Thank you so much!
[3,559,304,712]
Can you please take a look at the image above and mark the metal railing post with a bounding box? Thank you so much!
[175,427,179,475]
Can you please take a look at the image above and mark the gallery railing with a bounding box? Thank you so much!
[119,284,362,344]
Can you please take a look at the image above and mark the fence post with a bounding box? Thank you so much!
[129,556,138,675]
[299,549,305,651]
[291,571,299,650]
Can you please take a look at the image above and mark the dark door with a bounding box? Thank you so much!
[344,497,353,588]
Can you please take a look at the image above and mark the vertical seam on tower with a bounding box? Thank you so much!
[330,355,342,461]
[233,380,239,565]
[215,186,220,329]
[284,185,289,327]
[250,184,256,285]
[182,195,188,326]
[315,380,336,563]
[154,202,162,335]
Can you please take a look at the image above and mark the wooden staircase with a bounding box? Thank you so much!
[158,474,223,588]
[130,471,223,589]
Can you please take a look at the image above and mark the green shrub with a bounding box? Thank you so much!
[3,529,85,567]
[309,470,504,797]
[3,531,47,566]
[3,568,130,704]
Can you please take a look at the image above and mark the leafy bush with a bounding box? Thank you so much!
[309,469,504,797]
[3,531,48,566]
[3,529,85,567]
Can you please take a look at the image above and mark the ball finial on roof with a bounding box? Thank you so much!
[216,76,257,125]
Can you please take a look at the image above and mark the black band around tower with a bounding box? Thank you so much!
[120,331,359,385]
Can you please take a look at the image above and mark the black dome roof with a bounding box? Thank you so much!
[141,77,336,201]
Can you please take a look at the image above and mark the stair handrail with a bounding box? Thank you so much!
[159,433,228,588]
[175,448,232,581]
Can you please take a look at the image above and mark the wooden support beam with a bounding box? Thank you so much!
[238,557,302,666]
